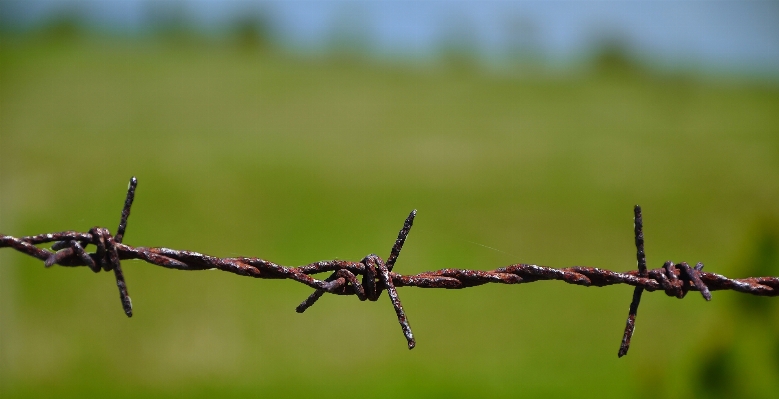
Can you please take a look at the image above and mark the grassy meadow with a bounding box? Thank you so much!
[1,37,778,398]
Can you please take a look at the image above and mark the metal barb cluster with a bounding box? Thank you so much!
[1,178,778,356]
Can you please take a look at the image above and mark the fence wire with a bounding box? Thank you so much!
[2,177,777,357]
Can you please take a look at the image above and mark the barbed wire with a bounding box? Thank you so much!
[1,177,777,357]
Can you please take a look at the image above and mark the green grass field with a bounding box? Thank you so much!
[1,37,778,398]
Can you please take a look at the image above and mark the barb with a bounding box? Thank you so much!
[2,178,777,356]
[618,205,648,358]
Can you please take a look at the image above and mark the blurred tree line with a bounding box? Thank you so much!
[0,0,661,77]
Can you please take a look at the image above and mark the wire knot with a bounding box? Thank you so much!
[648,261,711,300]
[295,211,418,349]
[46,227,116,272]
[43,177,138,317]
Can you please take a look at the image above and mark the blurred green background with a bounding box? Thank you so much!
[1,1,778,398]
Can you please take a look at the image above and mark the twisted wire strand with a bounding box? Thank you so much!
[1,177,777,356]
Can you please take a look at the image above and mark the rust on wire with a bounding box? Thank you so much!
[618,205,648,358]
[1,177,777,356]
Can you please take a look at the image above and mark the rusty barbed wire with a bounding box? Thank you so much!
[1,177,777,357]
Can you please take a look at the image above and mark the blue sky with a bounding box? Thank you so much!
[4,1,779,76]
